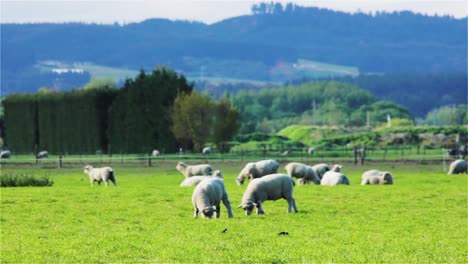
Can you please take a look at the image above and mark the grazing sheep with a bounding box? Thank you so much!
[0,150,11,159]
[238,174,298,215]
[236,159,279,185]
[192,178,233,219]
[448,159,468,175]
[320,171,350,186]
[284,162,320,185]
[307,147,315,155]
[176,162,213,178]
[202,147,212,155]
[312,163,330,179]
[180,170,223,187]
[152,149,160,157]
[361,170,394,185]
[330,164,343,172]
[83,165,117,187]
[36,151,49,159]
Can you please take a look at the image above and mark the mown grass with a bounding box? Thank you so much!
[0,161,466,263]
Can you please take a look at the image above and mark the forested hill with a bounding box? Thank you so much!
[2,5,466,79]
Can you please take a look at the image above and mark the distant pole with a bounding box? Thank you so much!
[442,148,446,172]
[366,111,370,128]
[58,155,63,168]
[387,114,391,128]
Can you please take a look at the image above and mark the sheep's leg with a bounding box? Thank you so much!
[360,179,368,185]
[215,203,221,218]
[193,207,199,218]
[288,198,298,213]
[256,203,265,214]
[222,196,233,218]
[104,180,109,187]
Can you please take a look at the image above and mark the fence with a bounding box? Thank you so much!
[0,146,460,168]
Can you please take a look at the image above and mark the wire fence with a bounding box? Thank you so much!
[0,146,461,169]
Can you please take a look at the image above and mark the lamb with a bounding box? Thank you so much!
[447,159,468,175]
[235,159,279,185]
[0,150,11,159]
[180,170,223,187]
[284,162,320,185]
[192,178,233,219]
[176,162,213,178]
[312,163,330,179]
[36,151,49,159]
[202,147,212,155]
[152,149,160,157]
[83,165,117,187]
[238,174,298,215]
[320,171,350,186]
[361,170,394,185]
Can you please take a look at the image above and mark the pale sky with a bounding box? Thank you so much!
[1,0,467,25]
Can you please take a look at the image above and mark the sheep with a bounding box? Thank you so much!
[312,163,330,179]
[36,151,49,159]
[202,147,212,155]
[238,174,298,215]
[152,149,160,157]
[284,162,320,185]
[180,170,223,187]
[320,171,350,186]
[192,178,233,219]
[447,159,468,175]
[361,170,394,185]
[236,159,279,185]
[0,150,11,159]
[83,165,117,187]
[307,147,315,155]
[176,162,213,178]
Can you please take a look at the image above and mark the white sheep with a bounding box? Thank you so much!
[0,150,11,159]
[176,162,213,178]
[238,174,298,215]
[447,159,467,175]
[307,147,315,155]
[284,162,320,185]
[202,147,212,155]
[361,170,394,185]
[236,159,279,185]
[152,149,160,157]
[312,163,330,179]
[180,170,223,187]
[320,171,350,186]
[83,165,117,187]
[36,151,49,159]
[192,178,233,219]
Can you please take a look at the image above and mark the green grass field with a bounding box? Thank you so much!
[1,161,466,263]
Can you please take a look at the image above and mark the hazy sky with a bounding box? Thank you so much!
[2,0,467,24]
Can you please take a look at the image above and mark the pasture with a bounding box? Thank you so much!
[1,161,466,263]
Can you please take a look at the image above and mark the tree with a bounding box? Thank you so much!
[212,98,240,152]
[171,92,215,152]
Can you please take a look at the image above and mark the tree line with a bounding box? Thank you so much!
[231,81,413,134]
[2,68,239,154]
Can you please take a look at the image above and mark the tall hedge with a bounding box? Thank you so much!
[3,88,117,154]
[2,94,37,153]
[108,68,192,153]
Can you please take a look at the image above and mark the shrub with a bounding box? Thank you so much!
[0,173,54,187]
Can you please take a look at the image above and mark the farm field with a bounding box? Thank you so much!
[0,161,466,263]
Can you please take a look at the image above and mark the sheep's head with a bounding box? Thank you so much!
[83,165,93,174]
[176,162,187,172]
[213,170,223,178]
[238,202,256,216]
[383,172,393,184]
[202,207,215,219]
[236,163,254,185]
